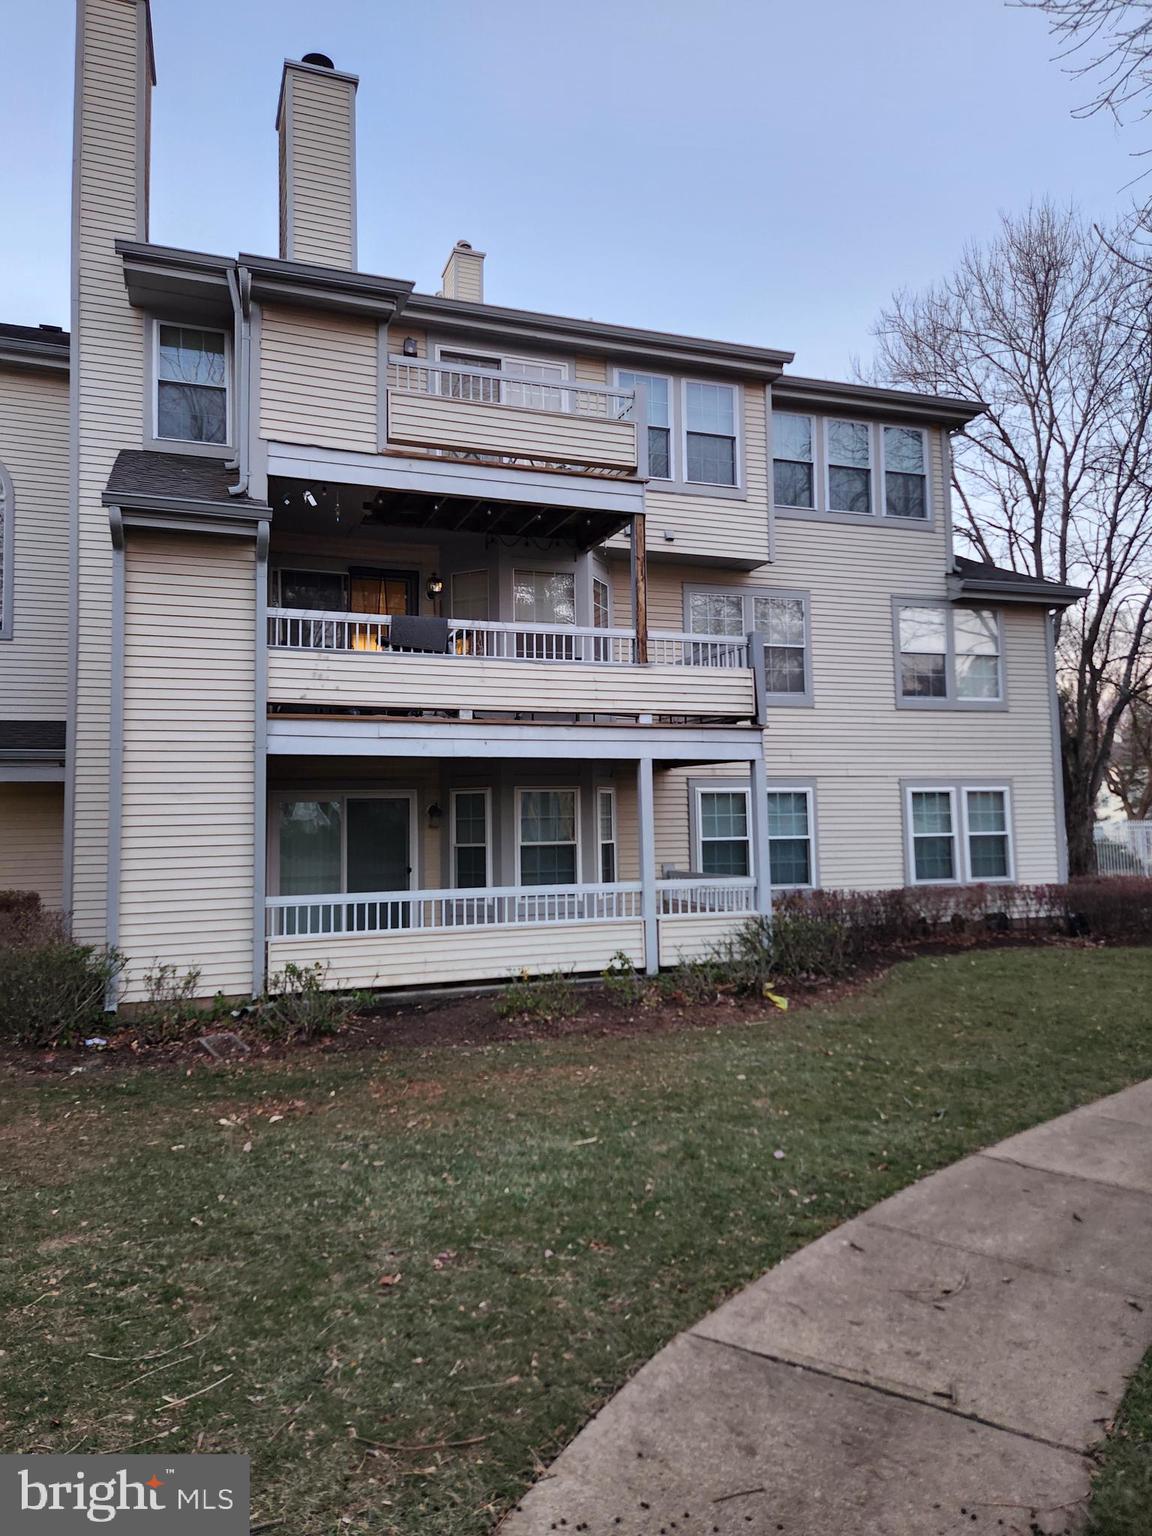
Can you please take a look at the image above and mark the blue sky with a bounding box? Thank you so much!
[2,0,1136,378]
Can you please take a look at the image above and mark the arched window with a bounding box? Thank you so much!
[0,461,12,640]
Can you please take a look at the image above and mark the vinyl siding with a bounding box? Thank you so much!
[118,533,256,999]
[387,392,637,471]
[0,784,64,908]
[267,920,645,991]
[279,68,356,269]
[0,367,69,717]
[260,305,378,451]
[640,481,1063,888]
[71,0,150,942]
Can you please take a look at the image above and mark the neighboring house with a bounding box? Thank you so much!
[0,1,1084,1001]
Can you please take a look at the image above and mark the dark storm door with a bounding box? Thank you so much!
[346,797,413,931]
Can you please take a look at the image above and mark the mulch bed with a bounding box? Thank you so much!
[0,933,1090,1077]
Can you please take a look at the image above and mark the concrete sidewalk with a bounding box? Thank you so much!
[499,1081,1152,1536]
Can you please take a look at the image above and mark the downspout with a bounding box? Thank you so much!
[105,506,126,1009]
[226,263,252,498]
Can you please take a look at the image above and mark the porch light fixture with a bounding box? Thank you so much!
[426,572,444,599]
[427,802,443,829]
[402,337,419,357]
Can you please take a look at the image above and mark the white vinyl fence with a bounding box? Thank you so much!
[1094,822,1152,876]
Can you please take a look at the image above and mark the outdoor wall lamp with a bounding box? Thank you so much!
[426,572,445,599]
[427,802,443,829]
[402,337,419,357]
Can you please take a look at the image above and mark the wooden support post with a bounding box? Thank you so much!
[637,756,659,975]
[631,514,649,664]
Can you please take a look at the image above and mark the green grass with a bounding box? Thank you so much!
[1087,1350,1152,1536]
[1,946,1151,1535]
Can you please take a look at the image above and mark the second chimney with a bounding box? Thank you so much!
[277,54,358,269]
[439,241,486,303]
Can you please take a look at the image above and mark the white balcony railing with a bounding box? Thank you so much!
[267,881,645,939]
[388,358,636,421]
[657,877,758,915]
[267,609,751,670]
[267,877,759,940]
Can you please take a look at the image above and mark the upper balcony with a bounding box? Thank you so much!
[384,357,644,479]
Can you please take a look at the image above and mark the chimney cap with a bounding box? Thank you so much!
[301,51,335,68]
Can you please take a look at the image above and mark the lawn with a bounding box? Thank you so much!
[2,946,1151,1535]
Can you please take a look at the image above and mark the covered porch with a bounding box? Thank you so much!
[263,724,772,991]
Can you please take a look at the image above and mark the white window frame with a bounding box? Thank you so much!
[879,424,931,522]
[592,575,613,629]
[268,790,419,896]
[615,368,674,481]
[681,378,742,489]
[515,786,582,886]
[450,787,492,889]
[597,787,618,884]
[771,410,816,511]
[823,416,874,516]
[903,783,1015,886]
[151,320,232,450]
[764,785,816,890]
[694,785,753,879]
[893,600,1005,709]
[685,585,813,708]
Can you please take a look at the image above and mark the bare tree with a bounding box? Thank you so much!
[1106,692,1152,816]
[873,204,1152,875]
[1017,2,1152,140]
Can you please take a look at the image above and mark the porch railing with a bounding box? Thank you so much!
[1094,822,1152,876]
[267,881,645,938]
[388,357,636,420]
[267,877,760,940]
[656,877,758,915]
[267,609,750,669]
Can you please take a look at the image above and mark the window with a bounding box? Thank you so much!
[0,461,13,640]
[618,371,672,479]
[883,426,928,520]
[598,788,618,883]
[274,795,413,931]
[684,381,737,486]
[513,569,576,626]
[438,348,566,409]
[273,569,348,611]
[965,789,1012,879]
[905,785,1014,884]
[766,789,814,887]
[687,587,811,704]
[450,570,489,621]
[826,418,871,514]
[754,594,807,696]
[593,577,612,629]
[156,325,228,444]
[451,790,490,888]
[897,603,1002,705]
[697,789,751,877]
[772,412,814,509]
[518,789,579,885]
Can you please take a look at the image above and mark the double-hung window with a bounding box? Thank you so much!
[765,789,815,888]
[684,382,738,486]
[597,788,618,882]
[772,412,815,509]
[906,786,1013,884]
[618,371,672,479]
[518,789,579,885]
[687,587,812,704]
[697,789,751,877]
[156,325,229,445]
[451,790,490,888]
[883,426,929,519]
[826,419,872,514]
[897,603,1002,705]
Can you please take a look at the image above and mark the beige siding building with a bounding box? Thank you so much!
[0,0,1082,1001]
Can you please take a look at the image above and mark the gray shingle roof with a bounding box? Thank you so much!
[104,449,269,509]
[0,720,66,753]
[953,556,1087,603]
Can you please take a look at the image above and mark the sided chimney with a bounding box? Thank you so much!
[277,53,358,269]
[439,241,486,303]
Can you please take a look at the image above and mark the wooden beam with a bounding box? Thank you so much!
[631,515,649,664]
